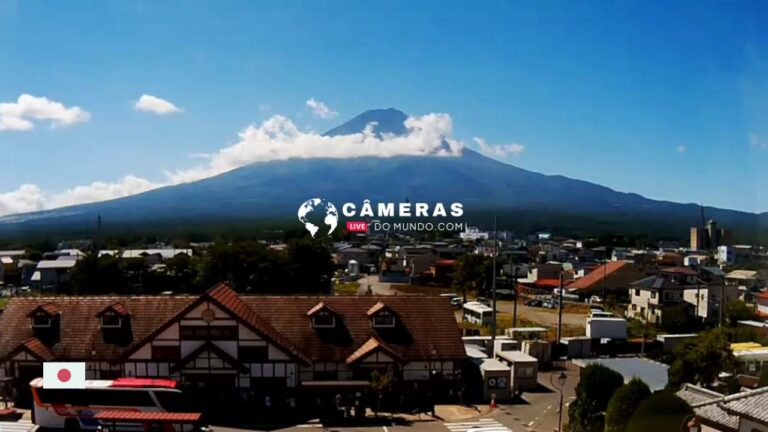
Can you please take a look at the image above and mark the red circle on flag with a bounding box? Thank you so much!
[57,368,71,383]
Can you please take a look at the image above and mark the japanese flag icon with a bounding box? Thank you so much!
[43,362,86,389]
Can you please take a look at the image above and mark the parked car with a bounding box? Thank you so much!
[476,297,491,306]
[450,297,464,307]
[525,299,542,307]
[589,295,603,304]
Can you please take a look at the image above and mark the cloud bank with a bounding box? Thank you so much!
[305,98,338,119]
[134,94,182,115]
[473,137,525,158]
[0,112,520,216]
[0,94,90,131]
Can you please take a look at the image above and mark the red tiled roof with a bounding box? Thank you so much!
[569,261,630,290]
[242,296,465,363]
[14,338,56,361]
[659,266,698,276]
[1,295,195,361]
[205,283,310,365]
[26,303,60,317]
[346,337,406,364]
[0,284,465,365]
[94,411,201,422]
[535,278,565,288]
[433,259,456,266]
[755,292,768,300]
[95,302,130,317]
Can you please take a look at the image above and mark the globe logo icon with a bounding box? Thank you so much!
[297,198,339,237]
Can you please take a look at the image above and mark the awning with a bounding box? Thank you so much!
[94,411,202,423]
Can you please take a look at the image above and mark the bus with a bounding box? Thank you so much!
[30,377,189,431]
[462,301,494,326]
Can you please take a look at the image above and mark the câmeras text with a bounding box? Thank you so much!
[341,199,463,218]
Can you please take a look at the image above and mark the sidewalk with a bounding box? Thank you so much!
[369,404,493,423]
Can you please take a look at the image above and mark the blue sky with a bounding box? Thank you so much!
[1,0,767,214]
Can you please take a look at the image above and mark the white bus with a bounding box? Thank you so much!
[30,377,187,431]
[463,301,494,326]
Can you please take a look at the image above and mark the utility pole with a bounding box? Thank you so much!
[719,279,725,327]
[512,272,518,329]
[556,271,564,347]
[490,216,498,358]
[696,281,701,324]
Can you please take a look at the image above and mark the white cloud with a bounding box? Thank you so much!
[0,111,521,217]
[167,113,463,184]
[134,94,182,115]
[305,97,338,119]
[0,94,90,131]
[676,145,687,154]
[750,133,768,150]
[473,137,525,159]
[0,176,161,216]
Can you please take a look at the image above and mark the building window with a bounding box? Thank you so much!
[31,313,52,328]
[372,311,396,328]
[100,313,122,328]
[312,311,336,328]
[651,292,656,299]
[238,345,268,362]
[634,289,640,296]
[152,345,181,360]
[180,325,237,340]
[314,370,338,380]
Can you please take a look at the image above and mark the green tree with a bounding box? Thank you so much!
[661,304,699,334]
[452,254,489,302]
[568,364,624,432]
[668,329,734,389]
[759,367,768,388]
[605,378,652,432]
[725,300,757,326]
[70,254,129,294]
[626,391,692,432]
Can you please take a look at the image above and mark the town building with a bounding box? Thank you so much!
[627,268,698,324]
[0,283,465,410]
[30,258,78,291]
[567,261,644,298]
[690,220,734,251]
[677,384,768,432]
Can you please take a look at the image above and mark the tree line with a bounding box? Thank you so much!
[61,238,334,295]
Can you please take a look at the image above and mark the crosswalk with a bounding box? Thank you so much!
[444,417,512,432]
[0,419,36,432]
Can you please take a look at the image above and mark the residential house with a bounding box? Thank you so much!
[677,384,768,432]
[459,226,489,242]
[626,268,699,324]
[334,247,372,267]
[567,261,644,299]
[30,259,77,291]
[0,283,465,410]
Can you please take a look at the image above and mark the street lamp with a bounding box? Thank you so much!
[551,370,567,432]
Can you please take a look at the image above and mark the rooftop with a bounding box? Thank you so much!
[573,357,669,391]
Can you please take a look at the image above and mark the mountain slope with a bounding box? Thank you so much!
[1,109,765,240]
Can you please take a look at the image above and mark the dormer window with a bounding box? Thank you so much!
[100,311,122,328]
[31,312,52,328]
[307,301,337,329]
[313,311,336,328]
[367,302,396,328]
[372,310,395,328]
[96,303,130,329]
[27,303,59,328]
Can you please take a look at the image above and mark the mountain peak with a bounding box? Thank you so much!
[323,108,408,137]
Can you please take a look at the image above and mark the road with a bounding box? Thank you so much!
[214,364,580,432]
[356,275,586,330]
